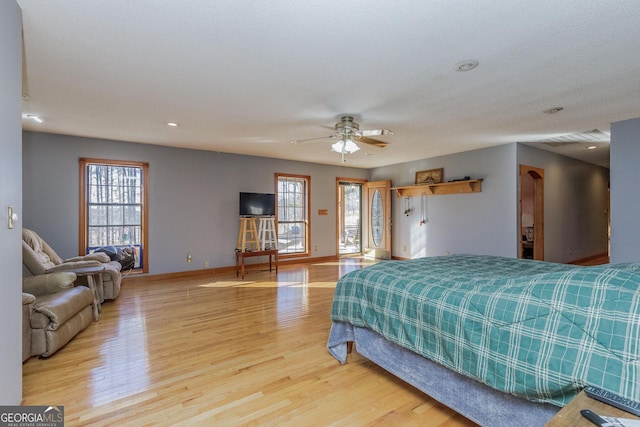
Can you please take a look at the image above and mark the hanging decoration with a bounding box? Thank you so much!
[419,195,427,226]
[404,197,412,216]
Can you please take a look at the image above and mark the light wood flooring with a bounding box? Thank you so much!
[22,258,477,426]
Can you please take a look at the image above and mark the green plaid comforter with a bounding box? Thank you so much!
[330,254,640,406]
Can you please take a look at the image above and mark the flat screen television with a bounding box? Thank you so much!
[239,192,276,216]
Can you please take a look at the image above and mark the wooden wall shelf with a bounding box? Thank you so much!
[392,179,483,197]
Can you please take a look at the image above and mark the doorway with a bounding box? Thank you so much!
[519,165,544,260]
[337,179,365,255]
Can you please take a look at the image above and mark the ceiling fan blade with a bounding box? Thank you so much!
[290,135,337,144]
[360,128,393,137]
[356,136,389,148]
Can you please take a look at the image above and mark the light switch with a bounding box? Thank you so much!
[7,206,18,229]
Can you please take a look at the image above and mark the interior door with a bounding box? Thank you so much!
[362,180,392,259]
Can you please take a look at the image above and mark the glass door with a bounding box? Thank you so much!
[337,180,363,255]
[362,180,392,259]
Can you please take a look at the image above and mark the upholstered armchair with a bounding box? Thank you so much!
[22,228,122,301]
[22,293,35,362]
[23,272,95,358]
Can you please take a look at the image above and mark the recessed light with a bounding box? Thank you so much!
[586,145,597,150]
[454,59,479,72]
[167,122,179,127]
[23,114,43,123]
[543,107,564,115]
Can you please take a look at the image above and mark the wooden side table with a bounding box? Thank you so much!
[70,266,105,321]
[235,249,278,279]
[545,390,640,426]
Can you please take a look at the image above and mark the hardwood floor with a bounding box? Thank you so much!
[571,252,610,266]
[22,258,476,426]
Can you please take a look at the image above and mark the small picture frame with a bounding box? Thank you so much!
[415,168,443,184]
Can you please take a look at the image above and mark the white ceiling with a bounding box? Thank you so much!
[17,0,640,169]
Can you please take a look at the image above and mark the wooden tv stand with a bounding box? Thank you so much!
[235,249,278,279]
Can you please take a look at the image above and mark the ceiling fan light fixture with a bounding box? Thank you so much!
[330,140,343,153]
[331,138,360,154]
[344,139,360,153]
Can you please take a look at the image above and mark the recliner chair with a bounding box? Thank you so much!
[22,293,35,362]
[22,228,122,301]
[23,272,95,358]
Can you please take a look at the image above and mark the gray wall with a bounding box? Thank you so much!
[371,144,519,258]
[0,0,23,405]
[22,131,368,275]
[370,142,609,263]
[610,117,640,263]
[22,131,614,276]
[517,144,609,263]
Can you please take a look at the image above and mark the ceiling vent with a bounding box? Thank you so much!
[527,129,610,147]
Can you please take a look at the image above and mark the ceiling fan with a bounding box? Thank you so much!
[291,116,393,162]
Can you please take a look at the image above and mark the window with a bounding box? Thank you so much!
[79,158,149,273]
[276,174,310,257]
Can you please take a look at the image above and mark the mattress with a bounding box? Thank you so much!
[329,254,640,406]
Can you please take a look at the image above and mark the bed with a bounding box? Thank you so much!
[327,254,640,426]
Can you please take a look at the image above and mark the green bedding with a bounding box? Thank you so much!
[330,254,640,406]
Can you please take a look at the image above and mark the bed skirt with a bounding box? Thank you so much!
[327,321,559,427]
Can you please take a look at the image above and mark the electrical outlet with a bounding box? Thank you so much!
[314,245,318,252]
[204,261,210,268]
[402,245,407,252]
[187,253,192,263]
